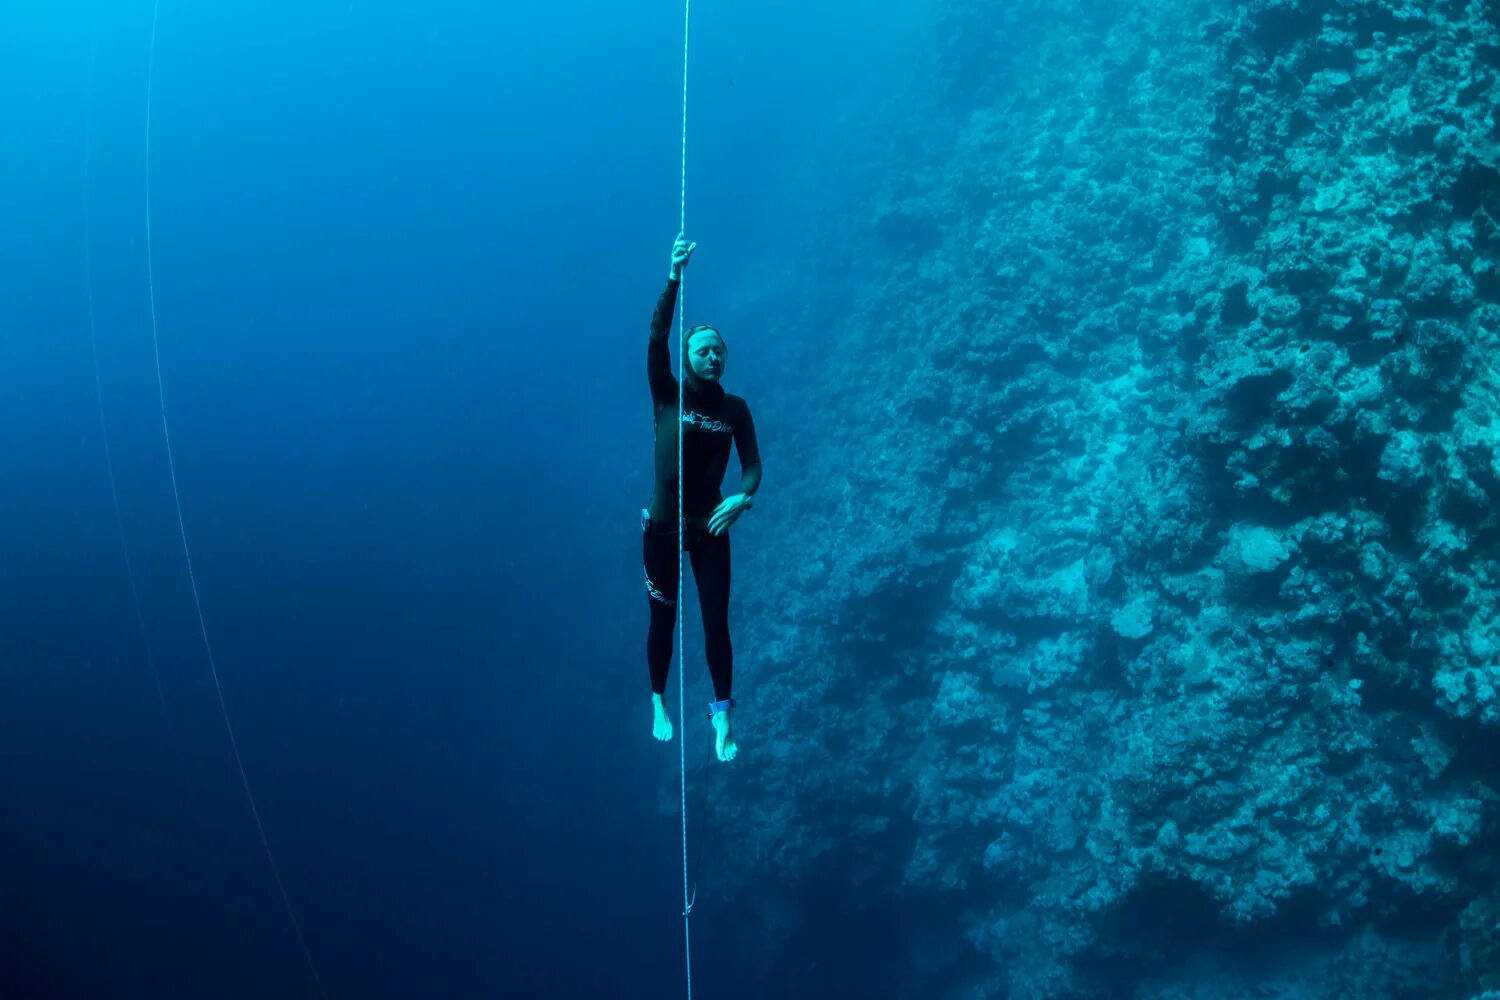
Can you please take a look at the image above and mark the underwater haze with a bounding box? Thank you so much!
[4,0,1500,997]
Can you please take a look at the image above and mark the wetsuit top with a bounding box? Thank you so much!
[647,277,761,532]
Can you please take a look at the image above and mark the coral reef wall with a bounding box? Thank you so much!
[719,0,1500,996]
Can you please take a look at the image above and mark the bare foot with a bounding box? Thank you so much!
[712,709,737,761]
[652,694,673,741]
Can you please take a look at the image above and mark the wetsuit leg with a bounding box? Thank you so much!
[643,527,679,695]
[687,529,732,702]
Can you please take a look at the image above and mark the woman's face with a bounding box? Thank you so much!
[687,329,726,382]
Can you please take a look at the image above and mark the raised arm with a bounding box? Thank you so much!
[648,278,680,406]
[648,234,699,406]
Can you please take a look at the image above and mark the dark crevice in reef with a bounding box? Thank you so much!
[1082,875,1229,983]
[828,551,965,709]
[1352,488,1425,563]
[1224,368,1295,428]
[1346,336,1403,368]
[1444,721,1500,785]
[1086,880,1469,996]
[1328,424,1387,487]
[757,862,984,1000]
[1220,281,1256,326]
[1351,657,1439,719]
[1417,577,1472,619]
[1473,258,1500,303]
[1248,2,1323,56]
[1449,161,1500,215]
[1441,479,1500,526]
[1350,4,1429,45]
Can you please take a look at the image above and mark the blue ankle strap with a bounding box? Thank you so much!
[708,698,735,715]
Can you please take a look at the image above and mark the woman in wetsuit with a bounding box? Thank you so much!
[642,233,762,763]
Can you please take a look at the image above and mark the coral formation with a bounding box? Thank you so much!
[713,0,1500,995]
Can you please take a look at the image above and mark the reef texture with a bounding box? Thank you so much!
[719,0,1500,996]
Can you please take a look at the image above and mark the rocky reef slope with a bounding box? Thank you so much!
[718,0,1500,996]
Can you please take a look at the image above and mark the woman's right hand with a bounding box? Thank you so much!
[670,232,698,280]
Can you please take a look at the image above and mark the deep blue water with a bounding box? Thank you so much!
[1,2,929,997]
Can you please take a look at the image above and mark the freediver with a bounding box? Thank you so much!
[641,232,762,763]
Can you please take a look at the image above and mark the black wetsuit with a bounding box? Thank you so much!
[642,276,761,703]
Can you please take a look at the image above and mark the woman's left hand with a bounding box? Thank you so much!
[708,493,752,535]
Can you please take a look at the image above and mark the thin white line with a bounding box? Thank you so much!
[143,5,324,993]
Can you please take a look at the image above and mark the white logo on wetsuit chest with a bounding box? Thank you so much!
[682,410,732,433]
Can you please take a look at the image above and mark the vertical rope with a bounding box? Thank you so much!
[144,5,324,995]
[677,0,693,997]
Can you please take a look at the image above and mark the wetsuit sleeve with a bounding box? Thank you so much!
[648,278,680,406]
[734,399,762,497]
